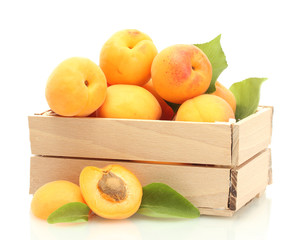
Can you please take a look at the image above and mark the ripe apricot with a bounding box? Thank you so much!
[212,81,236,113]
[100,29,158,86]
[31,180,85,220]
[46,57,107,117]
[151,44,212,104]
[96,84,162,120]
[175,94,235,122]
[143,80,174,120]
[79,165,143,219]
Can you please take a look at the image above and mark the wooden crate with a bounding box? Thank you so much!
[28,106,273,217]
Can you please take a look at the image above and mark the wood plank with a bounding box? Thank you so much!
[30,156,231,209]
[198,208,234,217]
[28,115,232,166]
[231,107,273,166]
[229,148,271,211]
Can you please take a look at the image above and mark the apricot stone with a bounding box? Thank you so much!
[31,180,85,220]
[151,44,212,104]
[96,84,162,120]
[46,57,107,117]
[100,29,158,86]
[175,94,235,122]
[80,165,143,219]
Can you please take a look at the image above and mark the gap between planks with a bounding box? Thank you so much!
[32,154,233,169]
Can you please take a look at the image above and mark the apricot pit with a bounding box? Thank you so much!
[80,165,143,219]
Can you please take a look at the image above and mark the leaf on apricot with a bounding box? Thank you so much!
[47,202,90,224]
[137,183,200,218]
[194,34,228,93]
[229,77,267,121]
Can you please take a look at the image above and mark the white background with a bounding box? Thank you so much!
[1,0,299,239]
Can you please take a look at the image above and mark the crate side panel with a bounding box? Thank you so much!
[233,107,273,166]
[28,116,232,165]
[229,149,271,211]
[30,156,231,209]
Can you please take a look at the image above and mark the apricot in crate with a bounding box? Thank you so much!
[100,29,157,86]
[96,84,162,120]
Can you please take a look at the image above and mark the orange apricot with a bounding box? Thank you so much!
[31,180,85,220]
[211,81,236,113]
[143,79,174,120]
[79,165,143,219]
[100,29,158,86]
[151,44,212,104]
[45,57,107,117]
[175,94,235,122]
[96,84,161,120]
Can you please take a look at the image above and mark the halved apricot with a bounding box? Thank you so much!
[79,165,143,219]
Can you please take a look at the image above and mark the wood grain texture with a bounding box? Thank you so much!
[28,115,232,165]
[231,107,273,166]
[30,156,231,209]
[229,149,271,211]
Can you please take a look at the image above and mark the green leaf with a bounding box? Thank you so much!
[47,202,90,224]
[137,183,200,218]
[194,34,228,93]
[230,77,267,121]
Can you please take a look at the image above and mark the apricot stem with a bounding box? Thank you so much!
[98,172,127,202]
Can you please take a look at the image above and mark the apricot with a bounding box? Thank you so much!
[31,180,85,220]
[175,94,235,122]
[96,84,162,120]
[46,57,107,117]
[143,80,174,120]
[100,29,158,86]
[151,44,212,104]
[79,165,143,219]
[212,81,236,113]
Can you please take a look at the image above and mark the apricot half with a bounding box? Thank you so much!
[79,165,143,219]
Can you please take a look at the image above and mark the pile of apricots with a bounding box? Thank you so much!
[45,29,236,122]
[32,29,237,221]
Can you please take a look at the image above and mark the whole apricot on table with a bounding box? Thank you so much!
[31,180,85,220]
[143,79,174,120]
[96,84,162,120]
[151,44,212,104]
[46,57,107,117]
[80,165,143,219]
[175,94,235,122]
[100,29,157,86]
[211,81,236,113]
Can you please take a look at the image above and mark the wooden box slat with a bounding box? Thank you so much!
[28,106,273,167]
[30,148,271,216]
[28,116,232,166]
[229,148,271,211]
[232,106,273,166]
[30,156,231,209]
